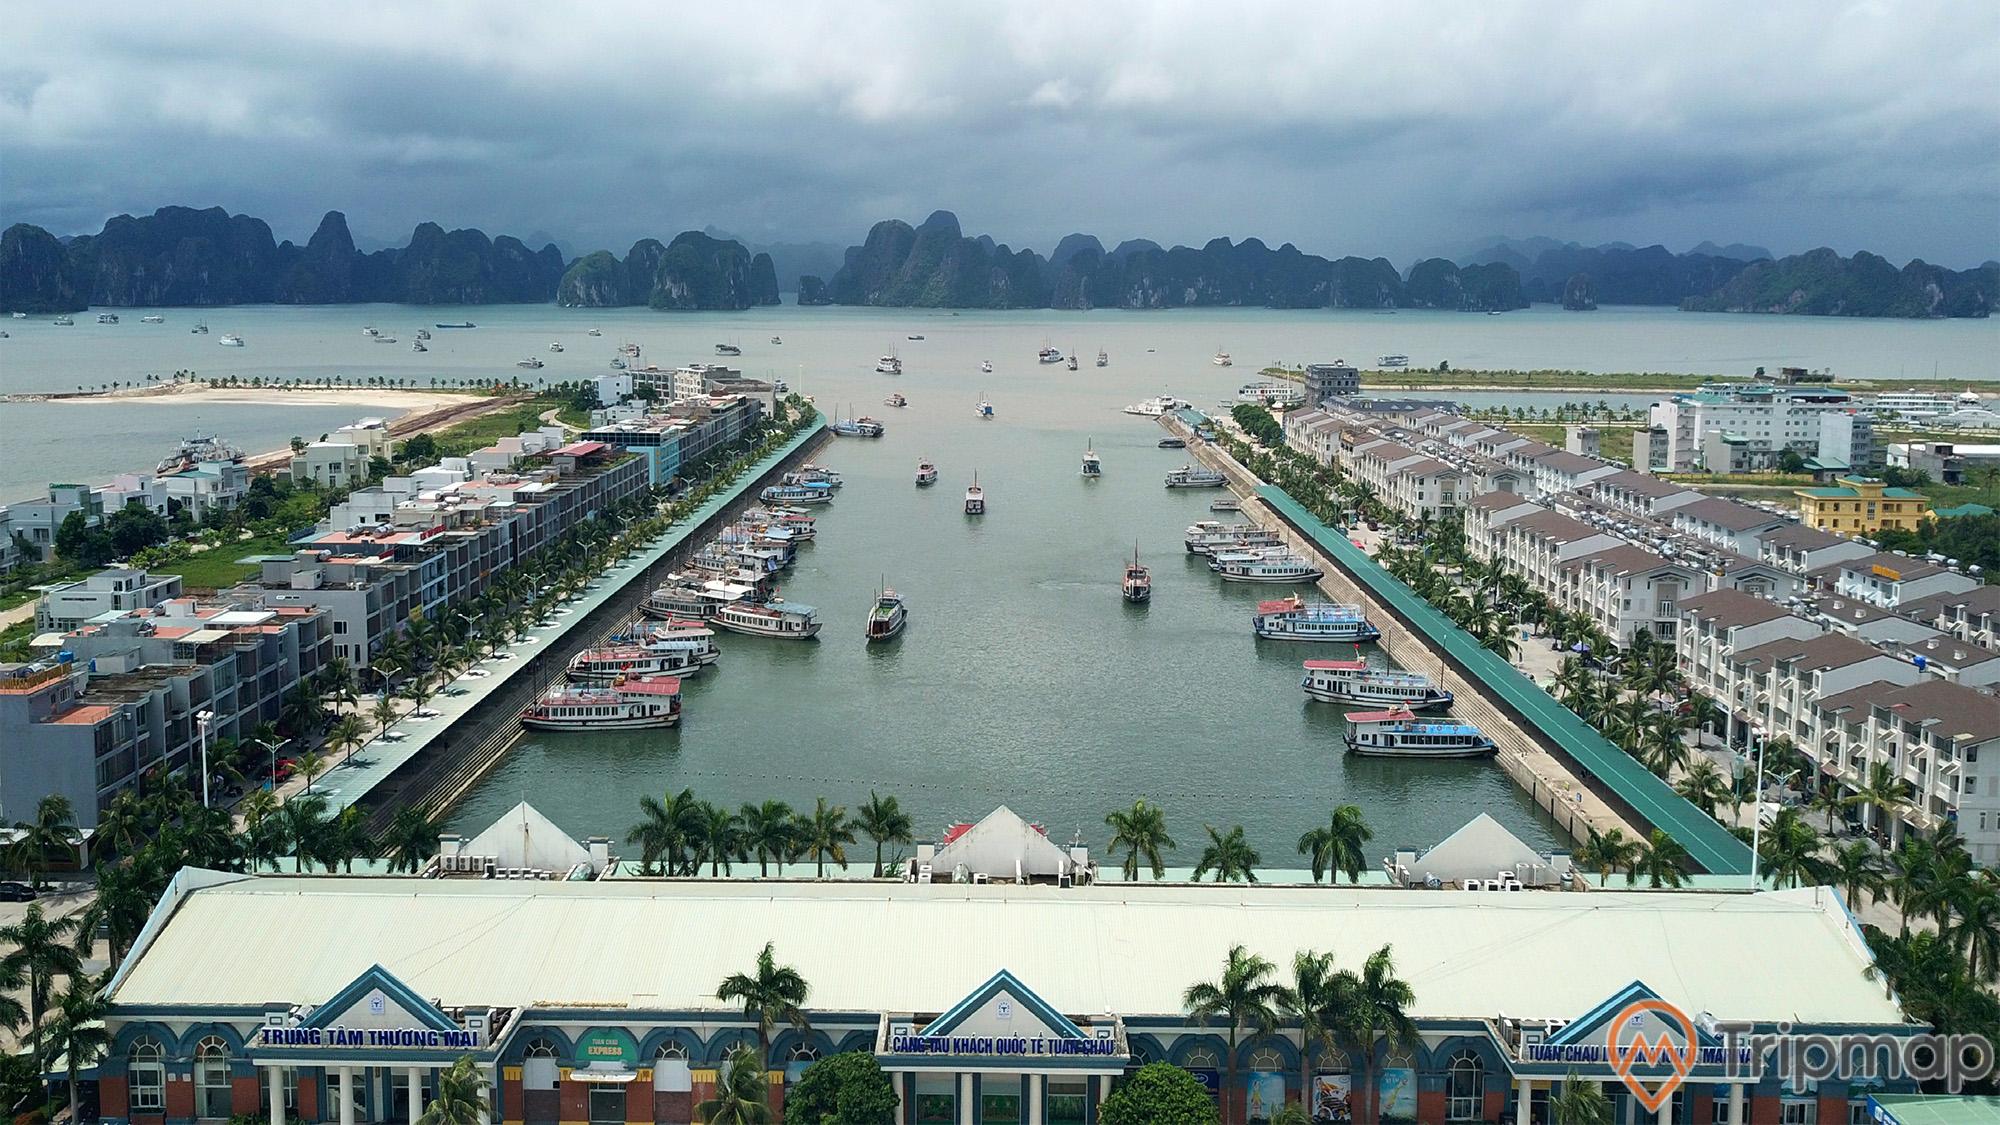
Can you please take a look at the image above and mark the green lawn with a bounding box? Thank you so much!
[1509,423,1637,465]
[152,532,297,589]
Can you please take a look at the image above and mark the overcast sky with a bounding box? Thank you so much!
[3,1,1995,266]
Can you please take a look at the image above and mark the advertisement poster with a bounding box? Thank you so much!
[1312,1073,1354,1123]
[1246,1072,1286,1122]
[1376,1067,1417,1123]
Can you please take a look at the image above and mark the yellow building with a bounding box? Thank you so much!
[1794,475,1931,534]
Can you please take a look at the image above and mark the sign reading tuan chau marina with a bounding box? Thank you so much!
[888,1034,1120,1057]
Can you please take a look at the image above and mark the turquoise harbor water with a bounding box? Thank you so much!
[4,302,1995,859]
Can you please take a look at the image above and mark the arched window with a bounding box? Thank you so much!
[524,1037,560,1091]
[1182,1047,1220,1071]
[1247,1047,1284,1072]
[1446,1051,1484,1122]
[653,1042,691,1093]
[784,1044,819,1086]
[128,1039,165,1112]
[195,1036,233,1119]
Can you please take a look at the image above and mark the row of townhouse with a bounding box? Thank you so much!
[0,590,334,827]
[0,461,250,569]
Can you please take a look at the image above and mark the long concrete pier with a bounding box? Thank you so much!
[1171,414,1753,874]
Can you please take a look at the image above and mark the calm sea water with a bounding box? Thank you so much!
[3,302,1995,503]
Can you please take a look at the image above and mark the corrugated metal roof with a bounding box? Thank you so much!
[108,876,1900,1027]
[1256,485,1753,875]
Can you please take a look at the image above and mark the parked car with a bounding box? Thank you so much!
[0,882,38,902]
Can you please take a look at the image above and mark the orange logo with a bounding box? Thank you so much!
[1606,999,1698,1113]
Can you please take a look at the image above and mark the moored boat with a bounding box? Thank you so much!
[1081,440,1101,478]
[641,578,758,619]
[217,333,244,347]
[1252,595,1381,642]
[1343,708,1494,758]
[916,460,939,487]
[964,474,985,515]
[52,315,74,326]
[1066,353,1079,371]
[566,638,717,682]
[190,322,208,334]
[1037,344,1062,364]
[1096,349,1108,367]
[1122,546,1151,603]
[98,313,120,324]
[1301,661,1452,709]
[1212,351,1233,366]
[1184,521,1282,554]
[885,392,908,408]
[1210,497,1241,512]
[716,342,742,356]
[436,321,477,329]
[1211,550,1324,583]
[516,357,544,369]
[866,588,907,642]
[786,465,842,489]
[1164,464,1228,489]
[549,341,564,352]
[1158,436,1187,449]
[520,676,682,731]
[714,599,821,639]
[976,398,994,419]
[876,352,902,374]
[760,483,833,505]
[140,314,165,323]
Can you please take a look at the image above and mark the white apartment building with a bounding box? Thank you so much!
[1528,450,1621,497]
[1677,590,1827,728]
[1559,545,1705,645]
[1758,523,1877,577]
[1831,552,1982,608]
[1903,586,2000,650]
[1647,385,1879,472]
[36,568,186,633]
[1669,497,1790,554]
[1591,470,1703,521]
[161,460,249,519]
[1722,632,1924,762]
[1490,509,1621,594]
[1813,679,2000,861]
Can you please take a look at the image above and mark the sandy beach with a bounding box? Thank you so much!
[9,383,480,412]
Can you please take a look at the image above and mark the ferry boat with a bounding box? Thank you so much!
[1122,547,1151,603]
[1124,395,1191,417]
[751,508,817,540]
[787,465,843,490]
[613,618,717,646]
[885,393,908,408]
[1377,354,1410,368]
[976,398,995,419]
[140,314,164,323]
[1096,349,1109,367]
[1183,521,1282,554]
[566,640,717,682]
[1066,354,1079,371]
[964,474,985,515]
[218,333,245,347]
[980,360,994,373]
[52,316,74,326]
[158,434,245,474]
[715,342,742,356]
[98,313,120,324]
[641,579,756,619]
[516,357,544,369]
[1081,441,1102,478]
[1301,660,1452,709]
[714,599,821,639]
[1343,708,1494,758]
[916,460,939,487]
[435,321,477,329]
[866,588,908,642]
[830,415,886,438]
[520,676,682,731]
[907,334,925,341]
[876,353,902,374]
[1158,437,1187,449]
[1212,351,1233,367]
[760,482,833,505]
[1164,465,1228,489]
[1037,345,1063,365]
[190,322,208,334]
[1211,551,1324,583]
[1252,595,1381,642]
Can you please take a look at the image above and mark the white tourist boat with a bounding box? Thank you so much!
[373,334,398,344]
[760,483,833,506]
[363,326,379,336]
[885,392,908,408]
[1164,465,1228,489]
[612,619,718,647]
[140,314,165,323]
[1081,441,1102,478]
[876,352,902,374]
[1096,349,1108,367]
[417,329,431,339]
[866,588,908,642]
[1066,353,1079,371]
[1301,660,1452,709]
[980,360,994,373]
[521,676,682,730]
[1037,344,1063,364]
[1212,351,1232,366]
[412,341,428,352]
[190,321,208,334]
[964,474,985,515]
[218,333,244,347]
[1122,546,1151,604]
[715,342,742,356]
[1211,550,1324,583]
[1252,595,1381,642]
[787,465,843,489]
[976,398,995,419]
[641,579,756,619]
[98,313,120,324]
[549,341,564,352]
[1183,521,1282,555]
[1343,708,1495,758]
[916,460,939,487]
[565,638,717,683]
[714,599,821,639]
[516,357,543,369]
[52,315,74,326]
[1128,392,1184,414]
[1377,354,1410,368]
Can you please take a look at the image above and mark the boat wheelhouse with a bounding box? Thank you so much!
[714,599,821,639]
[1343,708,1495,758]
[1377,353,1410,368]
[1163,465,1227,489]
[1037,345,1062,364]
[1183,520,1282,554]
[566,639,717,683]
[867,589,908,642]
[876,353,902,374]
[1122,394,1190,417]
[1211,551,1324,583]
[521,676,682,731]
[976,399,995,419]
[787,465,844,489]
[1251,595,1381,642]
[640,579,756,619]
[1301,660,1452,709]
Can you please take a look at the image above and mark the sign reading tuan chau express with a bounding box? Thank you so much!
[259,1026,483,1050]
[888,1034,1120,1057]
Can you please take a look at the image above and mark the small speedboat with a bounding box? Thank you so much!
[141,314,165,324]
[976,399,994,419]
[190,322,208,334]
[412,341,428,352]
[867,588,908,642]
[1097,349,1108,367]
[980,360,994,373]
[1213,351,1233,366]
[771,336,782,345]
[436,321,477,329]
[549,341,564,352]
[516,357,544,369]
[1158,437,1187,449]
[907,334,925,340]
[218,333,244,347]
[1081,441,1102,478]
[587,328,602,336]
[885,392,908,408]
[715,342,742,356]
[1037,345,1062,364]
[1066,354,1079,371]
[416,329,431,339]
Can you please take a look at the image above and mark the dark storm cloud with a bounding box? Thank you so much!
[2,1,1995,265]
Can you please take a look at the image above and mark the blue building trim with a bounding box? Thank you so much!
[921,971,1088,1040]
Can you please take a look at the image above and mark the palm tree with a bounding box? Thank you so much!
[1674,757,1729,817]
[628,788,701,875]
[1333,944,1419,1125]
[0,905,83,1080]
[326,806,378,872]
[371,693,399,735]
[1574,826,1639,886]
[696,1045,771,1124]
[418,1056,488,1125]
[798,798,856,878]
[1192,825,1261,883]
[1758,809,1824,890]
[293,748,326,796]
[7,795,80,890]
[1853,762,1914,843]
[854,791,913,877]
[92,791,149,860]
[1105,799,1177,881]
[382,806,439,873]
[1296,805,1372,884]
[1183,945,1283,1125]
[715,942,809,1069]
[45,972,110,1125]
[738,801,796,878]
[280,794,330,872]
[78,856,161,969]
[1826,839,1886,911]
[1888,833,1940,939]
[1276,950,1344,1119]
[1633,829,1691,888]
[1944,873,2000,982]
[691,802,744,876]
[1685,693,1723,745]
[1547,1069,1611,1125]
[328,713,369,765]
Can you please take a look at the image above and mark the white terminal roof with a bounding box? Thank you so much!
[109,876,1905,1028]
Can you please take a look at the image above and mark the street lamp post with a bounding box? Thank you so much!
[195,709,215,808]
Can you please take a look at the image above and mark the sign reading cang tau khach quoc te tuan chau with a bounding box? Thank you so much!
[888,1034,1120,1057]
[258,1027,483,1049]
